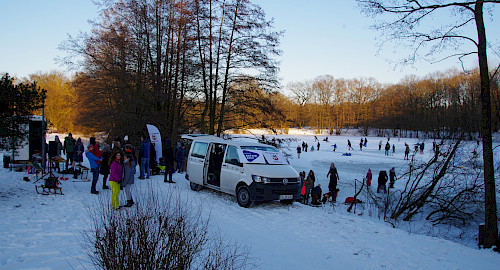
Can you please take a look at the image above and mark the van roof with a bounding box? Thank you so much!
[181,134,271,148]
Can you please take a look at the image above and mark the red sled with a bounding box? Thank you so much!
[344,197,362,204]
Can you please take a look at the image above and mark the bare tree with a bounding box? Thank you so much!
[287,80,314,129]
[312,75,335,133]
[61,0,199,139]
[357,0,499,248]
[194,0,281,136]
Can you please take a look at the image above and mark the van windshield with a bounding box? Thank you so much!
[240,146,279,152]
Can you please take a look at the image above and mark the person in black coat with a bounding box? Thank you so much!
[326,163,339,202]
[150,143,158,175]
[389,167,396,188]
[163,139,175,183]
[99,144,111,189]
[377,170,388,193]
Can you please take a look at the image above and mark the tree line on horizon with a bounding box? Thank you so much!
[25,68,499,140]
[284,70,500,138]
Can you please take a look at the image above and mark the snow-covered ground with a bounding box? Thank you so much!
[1,133,500,269]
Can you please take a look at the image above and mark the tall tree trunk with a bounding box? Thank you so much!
[195,0,209,134]
[216,0,240,136]
[208,0,215,135]
[474,1,498,249]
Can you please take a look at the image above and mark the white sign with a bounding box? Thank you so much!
[237,149,266,164]
[146,124,162,163]
[263,151,288,165]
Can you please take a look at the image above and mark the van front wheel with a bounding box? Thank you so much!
[236,186,252,208]
[190,182,202,191]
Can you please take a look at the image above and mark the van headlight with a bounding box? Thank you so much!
[252,175,270,184]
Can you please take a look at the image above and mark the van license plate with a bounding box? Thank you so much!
[279,195,293,200]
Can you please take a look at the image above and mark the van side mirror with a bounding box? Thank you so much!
[230,159,243,167]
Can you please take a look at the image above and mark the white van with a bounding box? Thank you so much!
[183,135,301,207]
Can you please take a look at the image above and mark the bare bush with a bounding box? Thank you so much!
[361,138,487,228]
[82,187,250,269]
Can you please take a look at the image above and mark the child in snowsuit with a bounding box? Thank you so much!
[122,154,137,207]
[366,168,372,187]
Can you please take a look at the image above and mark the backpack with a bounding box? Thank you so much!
[45,177,59,189]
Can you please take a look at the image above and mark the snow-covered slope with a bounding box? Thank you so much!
[1,133,499,269]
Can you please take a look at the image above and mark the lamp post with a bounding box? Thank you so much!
[41,99,46,172]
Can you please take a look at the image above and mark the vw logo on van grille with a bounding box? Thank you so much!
[283,178,288,185]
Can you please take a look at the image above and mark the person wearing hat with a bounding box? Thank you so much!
[366,168,372,187]
[86,144,102,194]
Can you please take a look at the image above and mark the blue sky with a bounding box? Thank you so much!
[1,0,499,85]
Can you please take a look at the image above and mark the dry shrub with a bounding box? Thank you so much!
[82,187,250,269]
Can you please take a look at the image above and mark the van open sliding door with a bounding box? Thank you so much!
[206,143,226,187]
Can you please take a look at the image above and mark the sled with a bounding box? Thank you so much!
[35,177,63,195]
[36,185,64,195]
[310,198,323,207]
[73,165,90,180]
[344,197,362,204]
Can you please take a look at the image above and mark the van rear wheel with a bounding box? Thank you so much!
[236,186,252,208]
[190,182,202,191]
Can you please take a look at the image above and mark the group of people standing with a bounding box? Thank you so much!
[299,163,340,206]
[58,132,187,210]
[299,170,320,205]
[298,163,399,207]
[296,141,321,158]
[365,167,397,194]
[83,135,139,209]
[61,133,85,170]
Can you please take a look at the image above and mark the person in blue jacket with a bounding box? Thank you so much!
[139,134,151,179]
[85,144,102,194]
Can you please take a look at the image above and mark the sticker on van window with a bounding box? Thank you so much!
[263,151,288,165]
[237,149,266,163]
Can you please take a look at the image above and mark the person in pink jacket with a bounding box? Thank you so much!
[109,152,123,209]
